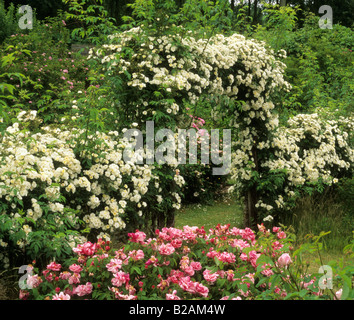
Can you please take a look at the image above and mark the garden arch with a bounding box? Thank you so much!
[91,28,291,228]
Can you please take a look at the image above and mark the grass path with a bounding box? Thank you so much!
[175,196,353,275]
[175,196,243,231]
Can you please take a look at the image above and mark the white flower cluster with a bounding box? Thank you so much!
[91,29,292,199]
[0,119,184,260]
[17,110,38,122]
[91,28,303,216]
[89,28,290,120]
[265,114,353,185]
[255,113,353,212]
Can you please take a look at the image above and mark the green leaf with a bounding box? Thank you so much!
[131,266,142,275]
[299,289,308,298]
[284,292,300,300]
[256,254,274,266]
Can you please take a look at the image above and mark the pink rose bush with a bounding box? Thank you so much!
[20,224,343,300]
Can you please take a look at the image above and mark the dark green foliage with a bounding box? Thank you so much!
[0,0,23,44]
[3,0,67,20]
[288,0,354,28]
[0,14,88,126]
[253,6,353,123]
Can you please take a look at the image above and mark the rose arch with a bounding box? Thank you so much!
[90,27,295,228]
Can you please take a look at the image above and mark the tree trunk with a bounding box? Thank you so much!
[157,212,165,230]
[243,144,259,229]
[151,213,157,236]
[280,0,287,6]
[253,0,258,24]
[166,210,175,228]
[244,188,258,229]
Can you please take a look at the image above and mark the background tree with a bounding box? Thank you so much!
[3,0,66,20]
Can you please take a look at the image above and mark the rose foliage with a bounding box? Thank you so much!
[20,224,351,300]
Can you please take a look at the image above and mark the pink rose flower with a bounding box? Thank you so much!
[166,290,181,300]
[241,227,256,242]
[277,253,292,268]
[106,258,123,273]
[52,292,71,300]
[171,239,182,248]
[248,250,261,268]
[19,290,29,300]
[220,296,242,300]
[145,255,158,267]
[183,265,195,276]
[190,261,202,271]
[68,272,81,285]
[42,270,53,282]
[158,243,175,255]
[109,287,137,300]
[272,241,284,250]
[73,242,97,256]
[194,282,209,298]
[178,276,194,292]
[226,270,235,281]
[46,261,61,272]
[335,289,342,300]
[26,274,42,289]
[74,282,93,297]
[128,230,146,244]
[69,264,82,273]
[277,231,287,239]
[158,231,172,242]
[261,264,274,277]
[111,271,130,287]
[59,271,71,280]
[128,249,144,261]
[230,239,250,250]
[239,253,248,261]
[203,269,219,283]
[217,251,236,264]
[206,249,218,259]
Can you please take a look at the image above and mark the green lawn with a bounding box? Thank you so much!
[175,196,243,231]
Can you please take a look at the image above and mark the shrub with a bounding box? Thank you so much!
[0,116,183,270]
[63,0,118,45]
[249,113,354,222]
[0,15,88,125]
[19,224,353,300]
[253,10,354,121]
[0,1,24,44]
